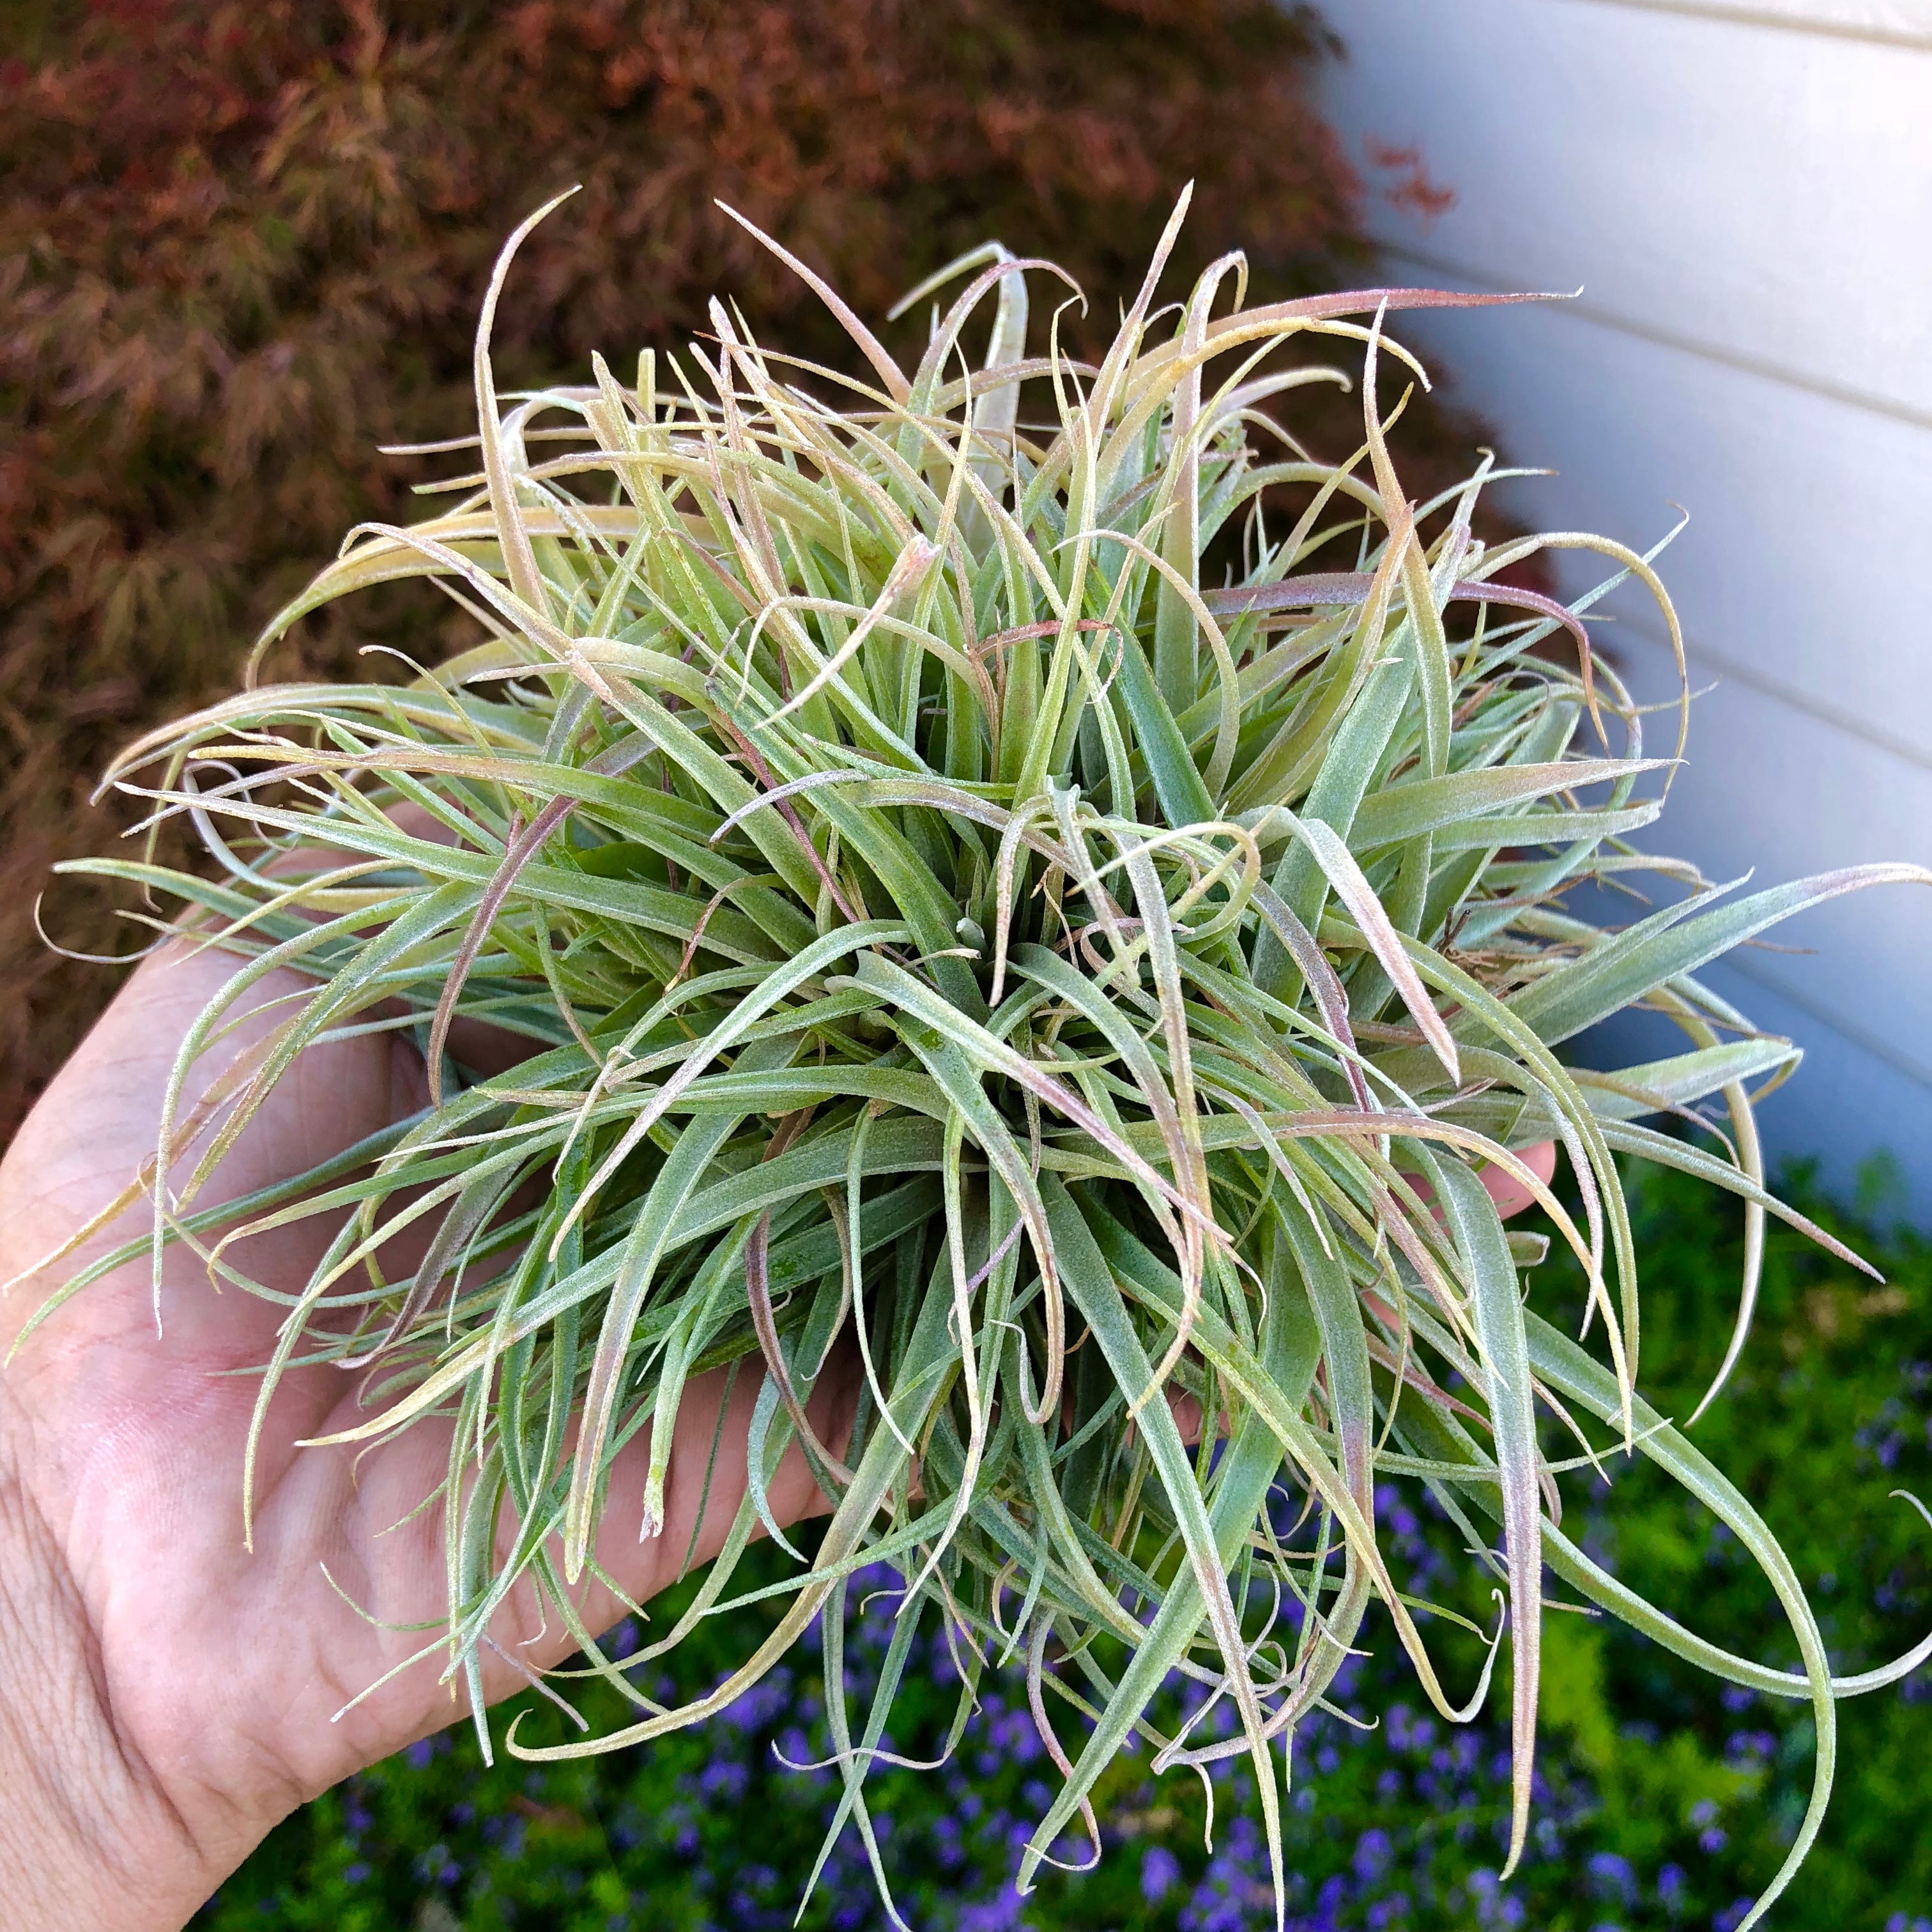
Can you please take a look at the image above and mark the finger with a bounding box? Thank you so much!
[1393,1138,1559,1227]
[1480,1138,1558,1219]
[263,1339,865,1786]
[0,942,427,1453]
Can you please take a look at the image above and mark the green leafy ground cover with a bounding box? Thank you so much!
[194,1158,1932,1930]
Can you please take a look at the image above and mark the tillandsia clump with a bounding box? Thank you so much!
[29,188,1932,1926]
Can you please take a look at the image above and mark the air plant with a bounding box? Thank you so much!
[28,188,1932,1929]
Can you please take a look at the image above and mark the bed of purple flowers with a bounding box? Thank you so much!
[206,1540,1618,1932]
[196,1162,1932,1931]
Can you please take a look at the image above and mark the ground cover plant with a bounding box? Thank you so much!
[29,201,1932,1929]
[3,0,1456,1143]
[193,1163,1932,1930]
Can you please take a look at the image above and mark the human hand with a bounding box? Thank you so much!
[0,930,1557,1932]
[0,939,859,1932]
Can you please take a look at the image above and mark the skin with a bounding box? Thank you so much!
[0,939,1556,1932]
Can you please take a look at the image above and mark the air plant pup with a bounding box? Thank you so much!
[24,187,1932,1928]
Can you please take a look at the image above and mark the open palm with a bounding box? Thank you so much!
[0,940,852,1932]
[0,936,1554,1931]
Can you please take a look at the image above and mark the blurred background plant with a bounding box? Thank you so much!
[0,0,1514,1140]
[191,1162,1932,1931]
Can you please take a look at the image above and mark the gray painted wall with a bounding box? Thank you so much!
[1313,0,1932,1213]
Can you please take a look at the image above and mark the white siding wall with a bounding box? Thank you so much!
[1313,0,1932,1215]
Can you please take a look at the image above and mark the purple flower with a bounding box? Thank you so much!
[1142,1844,1181,1903]
[1587,1851,1636,1905]
[720,1673,792,1733]
[1353,1827,1393,1879]
[957,1886,1031,1931]
[413,1842,461,1887]
[698,1759,751,1802]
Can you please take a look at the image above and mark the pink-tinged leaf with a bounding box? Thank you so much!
[1204,575,1598,723]
[1292,814,1460,1086]
[714,200,910,402]
[424,732,655,1104]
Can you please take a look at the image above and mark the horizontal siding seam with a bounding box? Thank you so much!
[1614,615,1932,777]
[1376,238,1932,434]
[1713,951,1932,1092]
[1556,0,1932,52]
